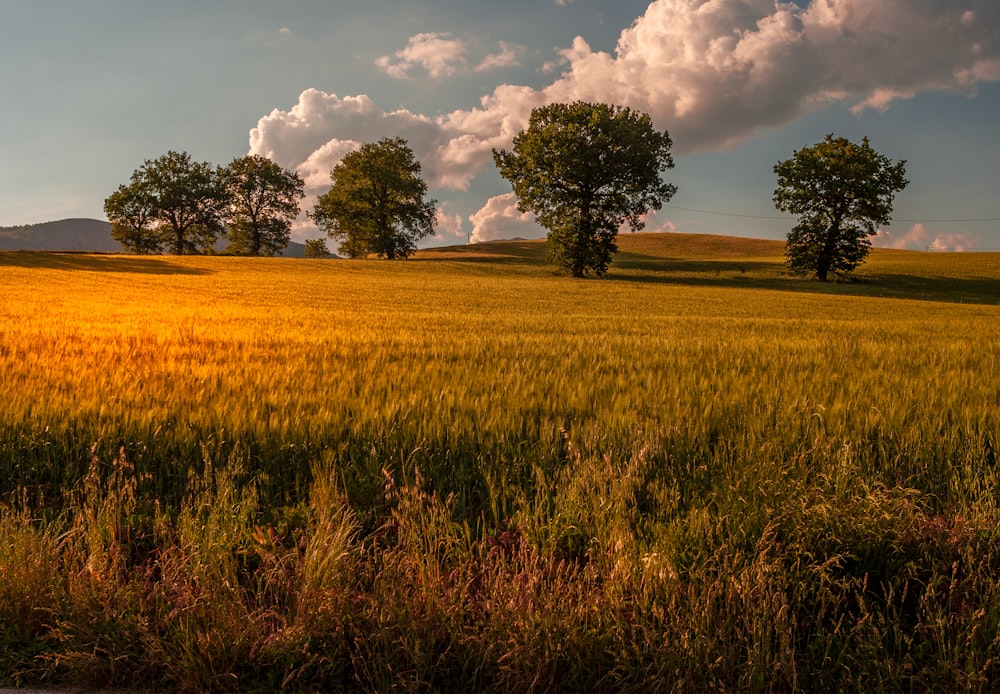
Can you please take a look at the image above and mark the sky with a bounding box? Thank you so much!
[1,0,998,251]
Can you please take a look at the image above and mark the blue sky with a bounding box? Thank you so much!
[2,0,998,250]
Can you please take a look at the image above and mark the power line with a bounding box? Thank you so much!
[895,217,1000,223]
[664,204,789,220]
[664,204,1000,223]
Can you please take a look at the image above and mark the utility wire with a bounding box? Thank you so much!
[665,204,790,220]
[664,203,1000,223]
[888,217,999,223]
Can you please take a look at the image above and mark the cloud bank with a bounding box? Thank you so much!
[249,0,1000,238]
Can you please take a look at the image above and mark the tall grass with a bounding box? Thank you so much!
[0,235,998,690]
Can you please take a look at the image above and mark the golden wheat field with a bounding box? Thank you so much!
[3,236,996,449]
[1,234,999,691]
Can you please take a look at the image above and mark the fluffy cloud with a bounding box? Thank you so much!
[433,202,468,243]
[475,42,524,72]
[250,1,1000,238]
[482,0,1000,154]
[248,91,462,239]
[249,90,453,187]
[873,223,981,251]
[256,0,1000,172]
[376,34,524,79]
[469,193,540,243]
[376,33,468,79]
[248,85,536,194]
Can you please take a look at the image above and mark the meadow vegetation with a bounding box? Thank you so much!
[0,234,998,691]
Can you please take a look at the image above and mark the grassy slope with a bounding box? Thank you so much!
[1,234,999,691]
[419,232,999,303]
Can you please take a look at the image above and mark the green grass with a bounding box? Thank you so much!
[0,234,998,691]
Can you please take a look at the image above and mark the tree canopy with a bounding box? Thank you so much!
[223,155,305,256]
[104,177,162,255]
[141,151,228,255]
[106,152,303,255]
[310,137,437,259]
[773,134,908,281]
[104,151,227,255]
[493,101,676,277]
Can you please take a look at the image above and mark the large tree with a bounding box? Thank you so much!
[104,177,161,254]
[223,155,304,256]
[493,101,676,277]
[147,151,228,255]
[773,134,908,281]
[105,151,227,255]
[310,137,437,259]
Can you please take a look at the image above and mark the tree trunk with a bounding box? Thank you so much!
[816,221,839,281]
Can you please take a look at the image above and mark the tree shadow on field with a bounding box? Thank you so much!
[609,253,1000,306]
[854,273,1000,306]
[615,254,781,275]
[0,252,213,275]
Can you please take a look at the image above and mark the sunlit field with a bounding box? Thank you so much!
[1,234,998,691]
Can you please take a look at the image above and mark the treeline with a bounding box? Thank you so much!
[104,152,305,256]
[105,138,436,259]
[108,101,908,280]
[0,222,50,233]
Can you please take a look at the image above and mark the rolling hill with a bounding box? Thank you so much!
[0,218,120,252]
[0,218,308,256]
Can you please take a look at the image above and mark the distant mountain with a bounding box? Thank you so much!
[0,218,119,252]
[0,218,308,257]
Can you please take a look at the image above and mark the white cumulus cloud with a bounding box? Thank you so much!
[249,89,453,187]
[461,0,1000,155]
[376,34,524,79]
[376,32,469,79]
[434,202,467,243]
[469,193,540,243]
[476,42,524,72]
[250,1,1000,238]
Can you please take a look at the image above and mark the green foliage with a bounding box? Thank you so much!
[774,134,909,281]
[105,150,229,255]
[310,137,437,259]
[223,155,304,257]
[303,238,331,258]
[104,180,162,254]
[494,101,676,277]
